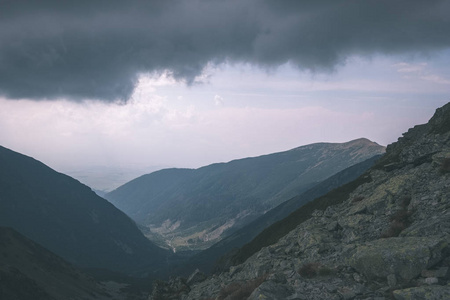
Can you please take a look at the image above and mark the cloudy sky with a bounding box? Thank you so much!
[1,1,449,188]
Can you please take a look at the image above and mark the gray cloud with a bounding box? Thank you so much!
[0,0,449,101]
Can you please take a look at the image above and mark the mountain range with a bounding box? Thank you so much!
[106,138,385,251]
[151,102,450,300]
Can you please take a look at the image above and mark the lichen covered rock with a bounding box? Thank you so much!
[349,236,448,281]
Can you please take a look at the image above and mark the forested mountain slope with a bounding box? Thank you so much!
[0,146,170,275]
[107,139,385,250]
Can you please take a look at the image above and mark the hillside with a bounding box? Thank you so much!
[0,146,170,275]
[152,103,450,299]
[106,138,385,251]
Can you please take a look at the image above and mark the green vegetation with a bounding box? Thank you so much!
[229,172,373,266]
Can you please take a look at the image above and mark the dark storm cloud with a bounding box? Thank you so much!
[0,0,449,101]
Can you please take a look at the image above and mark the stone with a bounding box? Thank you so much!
[392,285,450,300]
[327,221,339,232]
[424,277,438,285]
[353,273,362,283]
[186,269,206,286]
[338,286,356,300]
[421,267,449,278]
[348,236,448,281]
[387,274,397,287]
[247,280,294,300]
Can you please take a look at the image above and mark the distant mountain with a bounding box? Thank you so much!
[0,227,111,300]
[0,145,170,275]
[185,154,382,274]
[106,138,385,251]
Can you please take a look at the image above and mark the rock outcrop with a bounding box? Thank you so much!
[151,103,450,300]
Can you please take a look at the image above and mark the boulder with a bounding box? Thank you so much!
[348,236,447,281]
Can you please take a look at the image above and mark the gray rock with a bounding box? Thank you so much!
[424,277,439,285]
[338,286,356,300]
[327,221,339,232]
[387,274,397,287]
[186,269,206,286]
[247,280,294,300]
[348,236,448,281]
[392,285,450,299]
[421,267,449,278]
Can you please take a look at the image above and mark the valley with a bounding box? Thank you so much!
[2,2,449,299]
[106,138,385,251]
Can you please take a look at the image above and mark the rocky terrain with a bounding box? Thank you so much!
[184,155,382,275]
[150,103,450,299]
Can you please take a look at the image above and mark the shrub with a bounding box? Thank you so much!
[298,263,333,278]
[351,196,365,203]
[217,275,267,300]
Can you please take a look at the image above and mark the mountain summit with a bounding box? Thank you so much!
[106,138,384,251]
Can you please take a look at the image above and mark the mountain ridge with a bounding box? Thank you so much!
[106,138,385,251]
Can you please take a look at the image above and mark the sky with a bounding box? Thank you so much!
[1,1,449,189]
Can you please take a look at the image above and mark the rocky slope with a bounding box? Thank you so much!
[152,103,450,299]
[106,139,385,251]
[0,145,170,275]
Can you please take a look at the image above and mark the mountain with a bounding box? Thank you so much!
[106,138,385,251]
[0,145,170,275]
[0,227,112,300]
[185,154,382,274]
[155,102,450,299]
